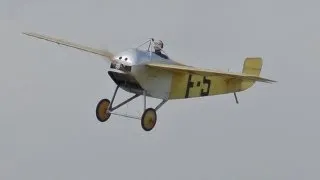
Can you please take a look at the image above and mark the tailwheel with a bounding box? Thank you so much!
[96,99,111,122]
[141,108,157,131]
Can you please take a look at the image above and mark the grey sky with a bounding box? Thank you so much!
[1,0,319,179]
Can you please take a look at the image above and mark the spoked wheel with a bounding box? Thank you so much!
[141,108,157,131]
[96,99,111,122]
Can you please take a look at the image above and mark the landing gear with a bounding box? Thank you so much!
[95,85,167,131]
[141,108,157,131]
[96,99,111,122]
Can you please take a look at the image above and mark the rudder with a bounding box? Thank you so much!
[242,57,262,76]
[240,57,263,91]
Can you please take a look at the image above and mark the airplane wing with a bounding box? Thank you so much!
[22,32,115,61]
[146,63,276,83]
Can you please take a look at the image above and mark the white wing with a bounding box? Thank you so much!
[22,32,115,61]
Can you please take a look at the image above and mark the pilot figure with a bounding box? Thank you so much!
[153,39,168,59]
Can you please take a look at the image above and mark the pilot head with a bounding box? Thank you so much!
[154,40,164,51]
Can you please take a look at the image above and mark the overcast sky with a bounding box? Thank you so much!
[1,0,319,179]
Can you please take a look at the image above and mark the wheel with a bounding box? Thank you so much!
[96,99,111,122]
[141,108,157,131]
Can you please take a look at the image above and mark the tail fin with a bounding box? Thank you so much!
[241,57,263,90]
[242,57,262,76]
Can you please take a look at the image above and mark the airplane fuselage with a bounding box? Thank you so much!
[107,48,259,101]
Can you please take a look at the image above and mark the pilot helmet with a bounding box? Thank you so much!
[154,40,164,50]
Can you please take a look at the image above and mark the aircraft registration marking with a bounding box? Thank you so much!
[185,74,212,98]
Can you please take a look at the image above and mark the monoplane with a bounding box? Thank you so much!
[23,32,276,131]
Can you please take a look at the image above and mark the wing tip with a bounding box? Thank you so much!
[22,32,43,39]
[22,32,33,36]
[260,78,277,83]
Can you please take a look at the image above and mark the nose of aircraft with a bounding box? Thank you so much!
[113,48,154,66]
[113,51,135,65]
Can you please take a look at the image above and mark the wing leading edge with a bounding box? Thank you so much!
[146,63,276,83]
[22,32,115,61]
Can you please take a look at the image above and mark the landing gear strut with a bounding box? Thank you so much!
[95,85,167,131]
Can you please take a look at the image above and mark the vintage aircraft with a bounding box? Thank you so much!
[22,32,276,131]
